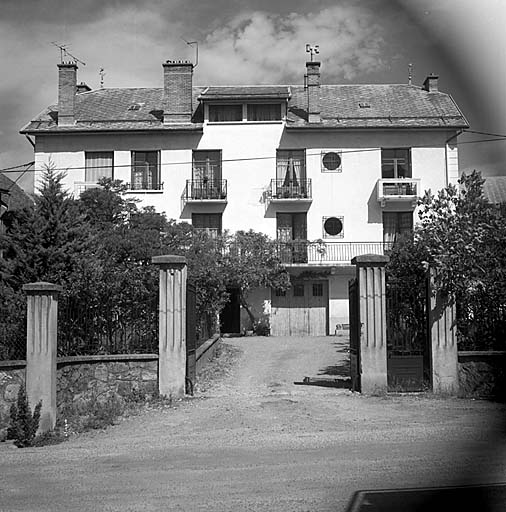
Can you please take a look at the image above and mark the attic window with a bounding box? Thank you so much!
[359,102,370,108]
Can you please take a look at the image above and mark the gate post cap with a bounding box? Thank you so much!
[351,254,390,266]
[23,282,63,294]
[152,255,187,267]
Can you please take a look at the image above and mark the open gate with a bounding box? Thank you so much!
[186,282,197,394]
[348,278,360,391]
[386,276,430,391]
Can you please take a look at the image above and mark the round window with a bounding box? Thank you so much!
[322,152,341,171]
[324,217,343,236]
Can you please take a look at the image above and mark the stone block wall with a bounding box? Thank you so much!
[0,356,158,431]
[0,363,26,429]
[458,351,506,399]
[57,355,158,414]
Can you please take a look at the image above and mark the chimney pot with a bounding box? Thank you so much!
[57,62,78,126]
[423,73,439,92]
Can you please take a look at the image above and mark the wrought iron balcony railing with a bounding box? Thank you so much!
[267,179,312,201]
[126,181,164,191]
[181,179,228,205]
[377,178,420,206]
[276,241,391,265]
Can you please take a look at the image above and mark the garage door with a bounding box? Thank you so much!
[271,280,328,336]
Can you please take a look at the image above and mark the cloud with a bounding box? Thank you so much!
[197,7,385,84]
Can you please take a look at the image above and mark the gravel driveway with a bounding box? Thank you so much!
[1,335,505,511]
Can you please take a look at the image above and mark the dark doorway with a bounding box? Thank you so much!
[220,288,241,334]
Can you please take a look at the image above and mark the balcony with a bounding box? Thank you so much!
[277,240,390,265]
[377,178,420,207]
[265,179,312,203]
[181,179,228,207]
[126,182,164,192]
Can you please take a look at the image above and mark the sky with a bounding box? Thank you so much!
[1,0,505,192]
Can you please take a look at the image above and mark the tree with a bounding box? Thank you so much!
[222,230,290,329]
[387,171,506,349]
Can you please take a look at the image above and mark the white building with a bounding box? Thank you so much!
[21,58,468,336]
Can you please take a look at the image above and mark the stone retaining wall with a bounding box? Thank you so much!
[0,362,26,429]
[56,355,158,415]
[0,356,158,431]
[458,351,506,399]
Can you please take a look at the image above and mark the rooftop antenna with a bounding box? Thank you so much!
[305,44,319,62]
[99,68,105,88]
[181,37,198,67]
[51,41,86,66]
[408,62,413,85]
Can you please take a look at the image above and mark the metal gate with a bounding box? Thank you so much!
[186,282,197,394]
[348,278,360,391]
[386,276,430,391]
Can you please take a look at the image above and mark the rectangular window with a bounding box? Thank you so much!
[192,213,222,237]
[293,284,304,297]
[381,148,411,178]
[208,104,243,122]
[131,151,160,190]
[85,152,113,183]
[383,212,413,245]
[276,150,306,198]
[313,283,324,297]
[274,289,286,297]
[247,103,281,121]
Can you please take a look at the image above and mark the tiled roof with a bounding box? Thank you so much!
[21,82,468,133]
[483,176,506,204]
[199,86,291,100]
[0,174,33,210]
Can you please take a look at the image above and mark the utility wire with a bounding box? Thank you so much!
[463,129,506,139]
[0,137,505,174]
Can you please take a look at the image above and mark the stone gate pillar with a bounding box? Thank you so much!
[428,272,459,394]
[351,254,389,394]
[23,282,62,433]
[152,255,187,398]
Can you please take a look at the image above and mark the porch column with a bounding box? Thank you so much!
[351,254,389,394]
[152,255,187,398]
[428,272,459,394]
[23,282,62,433]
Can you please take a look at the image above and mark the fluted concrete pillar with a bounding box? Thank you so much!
[23,282,62,433]
[428,273,459,394]
[152,255,187,398]
[351,254,389,394]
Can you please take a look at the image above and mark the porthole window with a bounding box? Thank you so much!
[323,216,344,238]
[321,151,342,172]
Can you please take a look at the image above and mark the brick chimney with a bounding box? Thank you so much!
[57,62,78,126]
[423,73,439,92]
[162,60,193,124]
[306,61,321,123]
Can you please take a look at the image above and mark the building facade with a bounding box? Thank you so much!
[21,59,468,335]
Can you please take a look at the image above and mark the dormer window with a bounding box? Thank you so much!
[247,103,281,121]
[209,104,242,122]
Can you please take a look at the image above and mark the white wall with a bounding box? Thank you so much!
[34,128,458,238]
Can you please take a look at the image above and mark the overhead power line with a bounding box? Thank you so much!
[0,136,505,175]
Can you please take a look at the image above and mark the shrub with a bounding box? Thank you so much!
[7,386,42,448]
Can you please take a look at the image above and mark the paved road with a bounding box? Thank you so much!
[1,335,505,511]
